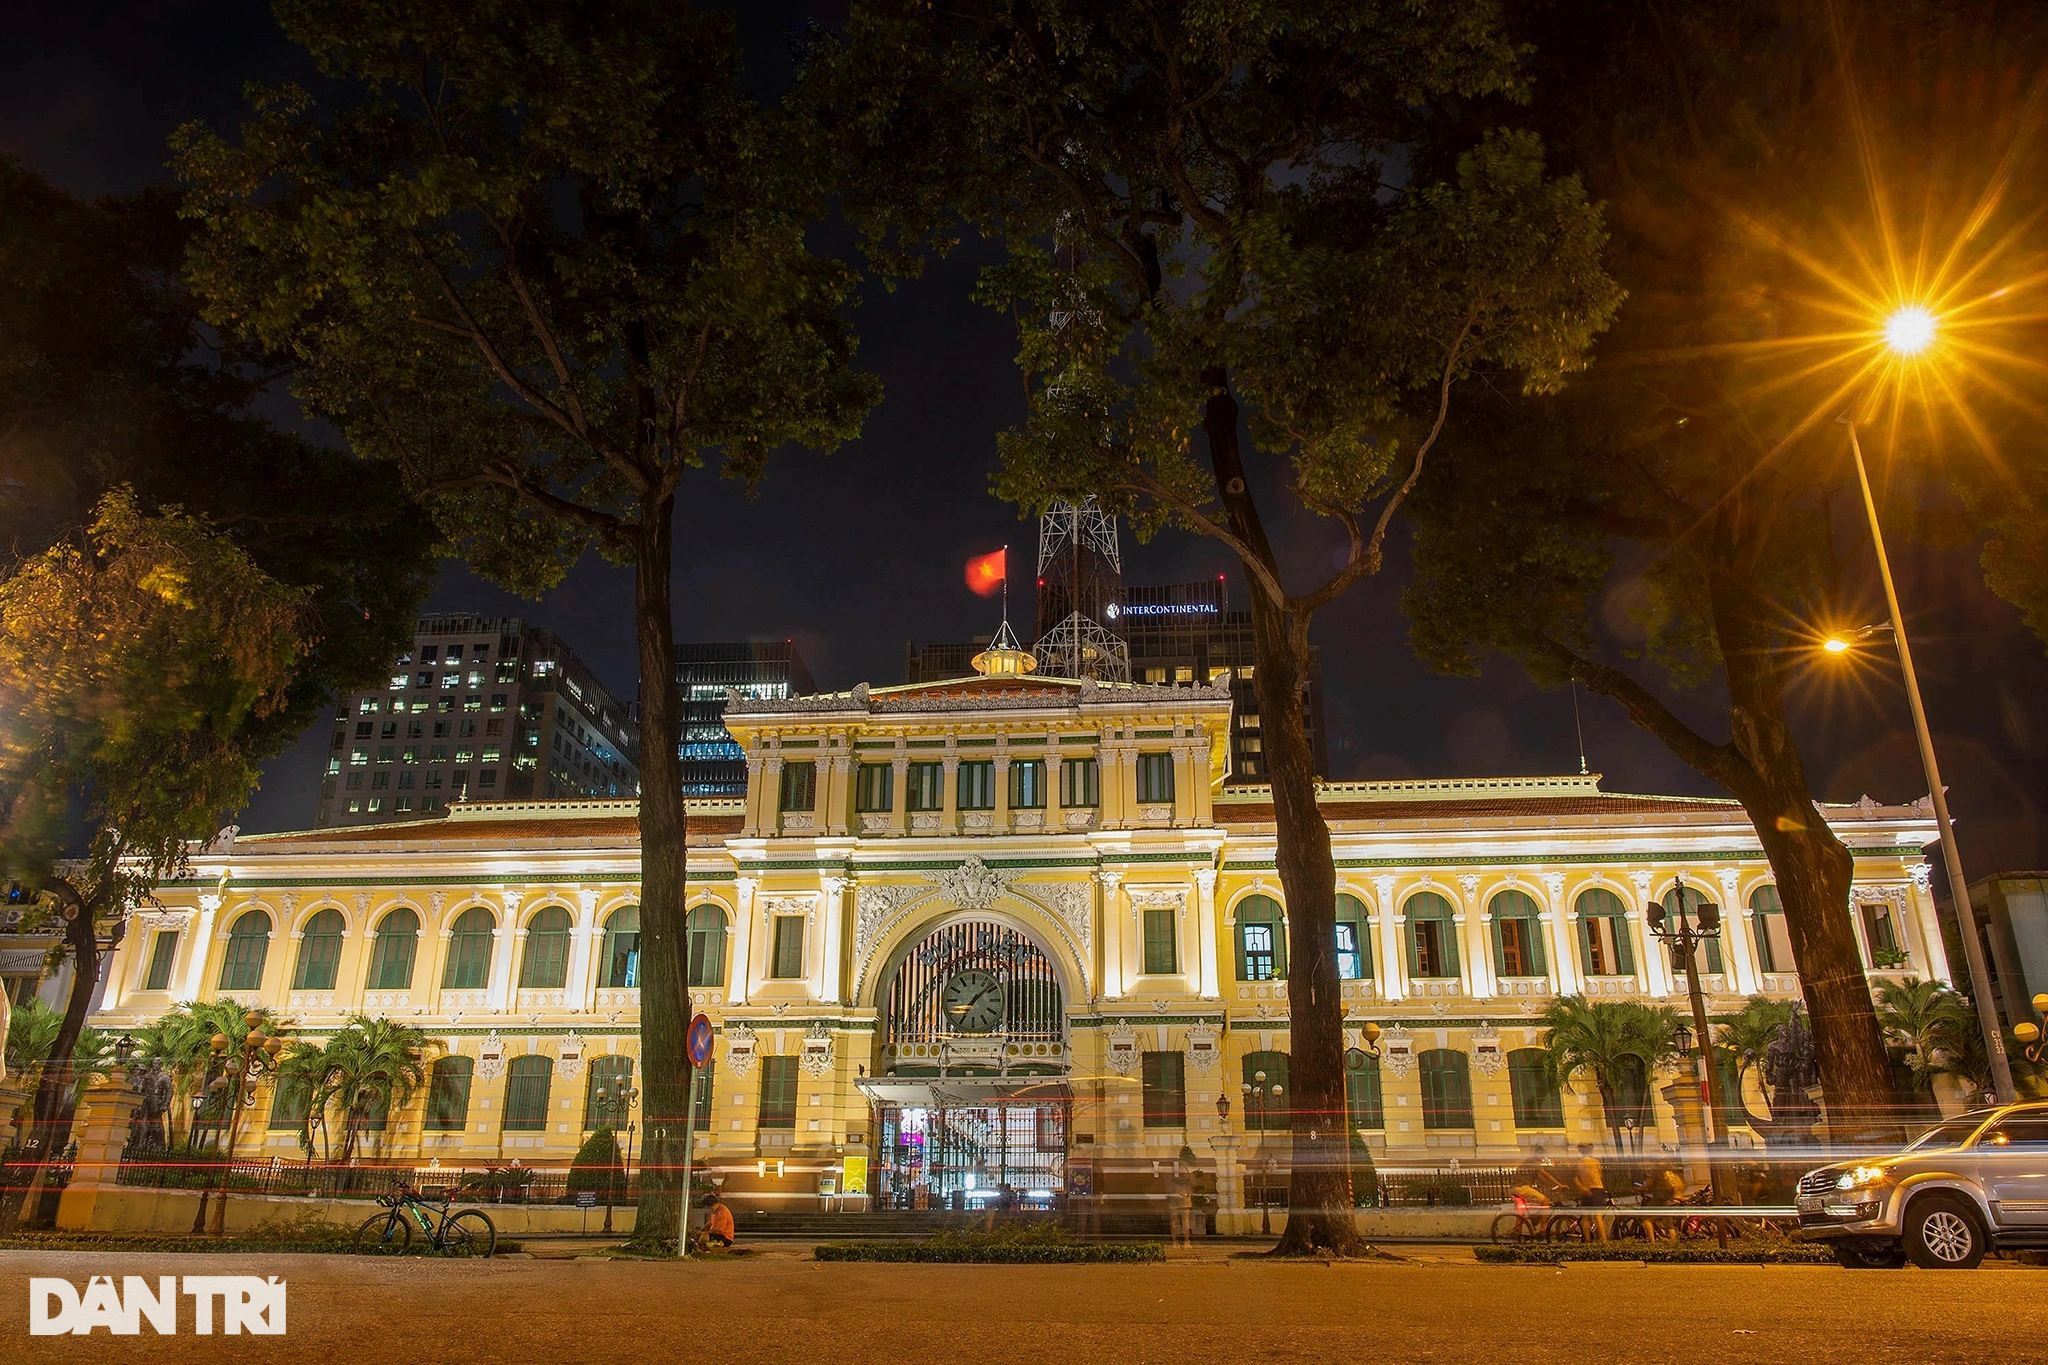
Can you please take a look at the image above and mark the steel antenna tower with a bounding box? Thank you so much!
[1032,497,1129,682]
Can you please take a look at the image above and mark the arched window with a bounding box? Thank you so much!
[1490,889,1547,978]
[1660,885,1723,973]
[584,1055,635,1128]
[1345,1048,1384,1131]
[366,908,419,990]
[1507,1048,1563,1128]
[291,909,345,991]
[1235,896,1286,982]
[687,904,728,988]
[1405,892,1459,979]
[1749,885,1793,974]
[1241,1050,1290,1131]
[601,906,641,988]
[442,907,495,989]
[1418,1049,1473,1130]
[218,911,271,991]
[1576,888,1636,976]
[502,1054,552,1131]
[519,906,572,989]
[425,1056,474,1131]
[1335,894,1371,981]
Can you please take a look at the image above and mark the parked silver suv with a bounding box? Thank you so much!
[1798,1101,2048,1268]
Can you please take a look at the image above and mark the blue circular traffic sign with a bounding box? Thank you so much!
[687,1013,715,1068]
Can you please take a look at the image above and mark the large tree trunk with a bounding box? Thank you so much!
[631,500,692,1245]
[1202,378,1361,1255]
[0,883,108,1233]
[1714,578,1903,1144]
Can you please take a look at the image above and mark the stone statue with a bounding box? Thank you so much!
[126,1061,173,1153]
[1760,1004,1821,1145]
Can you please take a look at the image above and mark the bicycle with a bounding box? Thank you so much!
[354,1186,498,1257]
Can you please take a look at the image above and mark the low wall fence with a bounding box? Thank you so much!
[112,1153,608,1206]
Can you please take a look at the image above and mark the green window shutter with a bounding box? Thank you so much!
[502,1056,552,1131]
[584,1055,635,1127]
[601,907,641,988]
[425,1057,474,1131]
[687,906,728,987]
[1345,1054,1384,1130]
[1614,916,1636,975]
[443,909,496,989]
[1142,1051,1186,1127]
[772,917,805,978]
[1491,917,1507,978]
[519,907,573,989]
[144,931,180,992]
[779,761,816,812]
[268,1073,314,1131]
[691,1060,717,1128]
[218,912,271,991]
[759,1056,798,1128]
[368,909,419,990]
[1143,910,1177,975]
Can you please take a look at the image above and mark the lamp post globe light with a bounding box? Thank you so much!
[1647,878,1729,1201]
[1834,305,2016,1103]
[193,1011,287,1236]
[1242,1071,1284,1237]
[591,1081,641,1235]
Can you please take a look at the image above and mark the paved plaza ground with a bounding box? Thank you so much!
[5,1243,2043,1364]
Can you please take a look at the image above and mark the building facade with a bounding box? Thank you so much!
[99,670,1944,1214]
[315,613,639,828]
[677,641,816,798]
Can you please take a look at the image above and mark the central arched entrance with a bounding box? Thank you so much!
[861,917,1070,1211]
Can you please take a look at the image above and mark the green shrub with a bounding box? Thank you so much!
[566,1127,627,1203]
[817,1226,1162,1264]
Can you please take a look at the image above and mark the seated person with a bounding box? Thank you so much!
[703,1193,735,1248]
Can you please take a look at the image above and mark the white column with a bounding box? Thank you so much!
[940,753,960,835]
[179,896,221,1002]
[1194,869,1220,1000]
[1094,869,1124,1001]
[485,893,521,1012]
[1631,873,1671,995]
[827,751,852,836]
[1171,741,1195,827]
[761,755,785,837]
[1717,869,1758,994]
[1908,866,1952,982]
[1458,875,1493,999]
[741,755,765,836]
[1376,876,1405,1002]
[993,753,1012,835]
[1045,751,1064,832]
[817,877,849,1003]
[565,890,599,1012]
[727,875,759,1004]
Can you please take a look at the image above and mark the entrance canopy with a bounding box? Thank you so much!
[856,1076,1072,1108]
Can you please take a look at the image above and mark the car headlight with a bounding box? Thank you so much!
[1835,1164,1890,1191]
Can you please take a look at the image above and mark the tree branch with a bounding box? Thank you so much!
[1114,467,1289,608]
[1527,633,1749,790]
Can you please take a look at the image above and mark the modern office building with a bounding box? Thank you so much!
[1967,872,2048,1028]
[315,613,639,827]
[677,641,816,797]
[99,643,1944,1219]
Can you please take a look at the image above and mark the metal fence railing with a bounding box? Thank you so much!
[113,1152,610,1205]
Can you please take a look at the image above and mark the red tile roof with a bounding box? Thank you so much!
[1216,795,1741,824]
[246,814,739,846]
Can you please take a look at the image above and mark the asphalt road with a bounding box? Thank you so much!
[5,1249,2043,1364]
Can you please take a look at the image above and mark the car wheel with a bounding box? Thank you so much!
[1832,1242,1907,1269]
[1904,1194,1986,1270]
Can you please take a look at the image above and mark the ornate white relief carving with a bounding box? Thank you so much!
[1458,874,1481,900]
[351,893,370,915]
[1185,1023,1221,1076]
[852,882,936,974]
[556,1032,585,1080]
[1063,810,1097,830]
[799,1025,835,1077]
[782,813,817,833]
[961,812,992,832]
[1194,868,1218,899]
[1011,811,1044,831]
[910,812,942,832]
[1381,1027,1416,1078]
[1138,804,1173,824]
[1129,887,1189,912]
[933,856,1011,913]
[476,1030,506,1080]
[1909,863,1933,893]
[859,813,892,834]
[1014,881,1092,962]
[427,891,447,917]
[1472,1025,1506,1076]
[1542,873,1565,900]
[725,1024,759,1077]
[1630,871,1653,899]
[1105,1021,1139,1075]
[762,893,820,925]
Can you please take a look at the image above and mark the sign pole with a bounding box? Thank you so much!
[679,1013,714,1260]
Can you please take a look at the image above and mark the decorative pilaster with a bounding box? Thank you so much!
[180,895,221,1001]
[727,875,760,1004]
[485,892,522,1012]
[565,890,599,1013]
[1045,749,1065,830]
[827,752,853,836]
[1193,868,1220,999]
[1458,874,1493,999]
[1375,875,1405,1002]
[741,754,766,836]
[1094,868,1125,999]
[939,753,960,835]
[818,876,850,1004]
[992,752,1012,835]
[1716,868,1758,993]
[889,750,910,836]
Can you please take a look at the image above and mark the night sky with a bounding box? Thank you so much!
[9,1,2047,883]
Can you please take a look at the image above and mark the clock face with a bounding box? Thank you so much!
[942,968,1005,1034]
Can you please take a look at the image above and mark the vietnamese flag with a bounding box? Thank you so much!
[965,547,1007,597]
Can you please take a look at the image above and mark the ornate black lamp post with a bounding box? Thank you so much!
[1648,881,1729,1201]
[1240,1071,1285,1236]
[591,1081,641,1235]
[193,1011,287,1235]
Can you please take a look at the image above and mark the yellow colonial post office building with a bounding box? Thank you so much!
[89,668,1944,1216]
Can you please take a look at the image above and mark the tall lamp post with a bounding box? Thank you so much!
[592,1081,640,1235]
[195,1012,286,1236]
[1647,880,1728,1202]
[1833,303,2015,1104]
[1240,1070,1284,1236]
